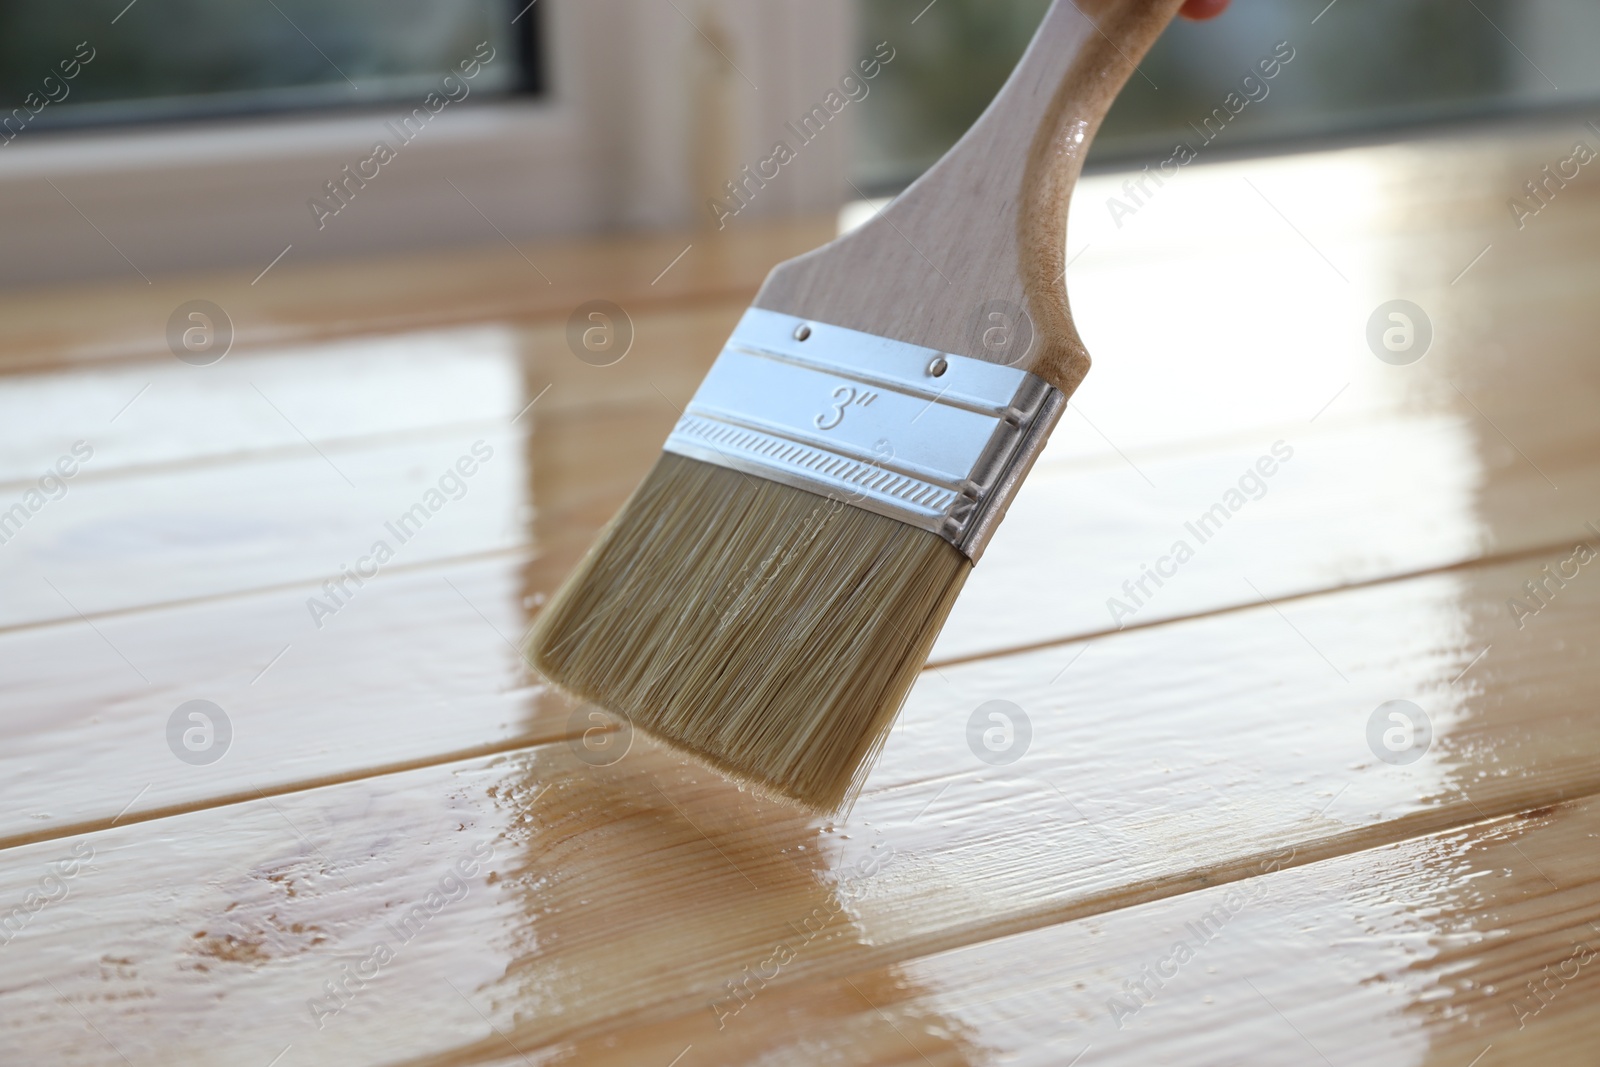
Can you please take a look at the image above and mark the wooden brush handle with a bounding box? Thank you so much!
[755,0,1186,395]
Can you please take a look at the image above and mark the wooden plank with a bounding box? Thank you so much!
[6,448,1596,843]
[0,385,671,845]
[1,122,1596,847]
[11,125,1600,484]
[5,126,1596,657]
[4,124,1598,1067]
[941,402,1600,661]
[498,796,1600,1067]
[0,427,531,629]
[0,302,744,486]
[7,365,1594,669]
[1099,129,1565,472]
[7,156,1596,657]
[0,556,557,851]
[0,219,833,374]
[2,548,1598,1060]
[0,372,684,630]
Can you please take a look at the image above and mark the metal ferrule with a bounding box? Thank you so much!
[662,308,1065,563]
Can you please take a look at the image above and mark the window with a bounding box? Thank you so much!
[0,0,543,134]
[0,0,858,288]
[855,0,1600,192]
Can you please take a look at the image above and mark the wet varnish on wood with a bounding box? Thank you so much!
[2,122,1599,1064]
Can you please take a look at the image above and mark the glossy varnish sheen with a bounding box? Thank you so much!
[1,123,1598,1065]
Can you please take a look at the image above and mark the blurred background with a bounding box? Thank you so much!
[4,0,1599,287]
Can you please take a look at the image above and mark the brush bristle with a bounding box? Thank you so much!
[527,451,969,811]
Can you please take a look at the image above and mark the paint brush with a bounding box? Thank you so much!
[529,0,1188,810]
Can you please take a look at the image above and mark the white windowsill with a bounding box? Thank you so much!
[0,98,570,180]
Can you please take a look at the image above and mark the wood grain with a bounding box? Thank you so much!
[0,303,745,488]
[2,120,1597,1064]
[0,556,555,850]
[0,301,742,630]
[0,221,830,375]
[480,796,1600,1067]
[942,402,1600,662]
[6,360,1591,668]
[7,380,1598,841]
[2,549,1598,1061]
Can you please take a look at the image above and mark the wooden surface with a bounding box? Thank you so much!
[3,119,1600,1065]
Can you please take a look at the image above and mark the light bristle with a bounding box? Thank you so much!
[527,451,969,811]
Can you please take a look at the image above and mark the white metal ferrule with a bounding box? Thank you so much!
[662,308,1064,562]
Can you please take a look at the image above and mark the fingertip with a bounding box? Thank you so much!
[1179,0,1231,20]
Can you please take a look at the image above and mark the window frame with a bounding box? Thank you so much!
[0,0,853,288]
